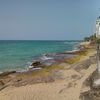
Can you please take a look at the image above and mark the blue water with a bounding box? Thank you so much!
[0,40,80,71]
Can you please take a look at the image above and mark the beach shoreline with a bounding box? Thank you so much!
[0,41,97,100]
[0,40,81,72]
[0,41,84,72]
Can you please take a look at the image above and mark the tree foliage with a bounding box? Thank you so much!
[84,33,96,42]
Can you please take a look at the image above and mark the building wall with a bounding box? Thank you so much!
[96,18,100,38]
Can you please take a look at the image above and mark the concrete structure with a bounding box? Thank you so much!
[96,16,100,73]
[96,16,100,38]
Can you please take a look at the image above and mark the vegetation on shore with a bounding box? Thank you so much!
[17,64,64,79]
[84,33,96,42]
[65,48,91,64]
[84,33,100,44]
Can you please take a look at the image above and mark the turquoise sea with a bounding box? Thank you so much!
[0,40,80,71]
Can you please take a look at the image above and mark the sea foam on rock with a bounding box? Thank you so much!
[29,60,47,69]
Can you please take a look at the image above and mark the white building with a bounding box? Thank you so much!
[96,16,100,73]
[96,16,100,38]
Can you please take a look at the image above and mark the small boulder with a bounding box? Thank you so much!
[31,61,41,66]
[30,61,46,69]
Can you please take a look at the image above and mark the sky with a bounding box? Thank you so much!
[0,0,100,40]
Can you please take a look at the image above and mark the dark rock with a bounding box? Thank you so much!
[80,70,100,100]
[80,90,100,100]
[0,71,16,77]
[30,61,46,69]
[84,70,100,89]
[31,61,41,66]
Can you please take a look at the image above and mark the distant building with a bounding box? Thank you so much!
[96,16,100,73]
[96,16,100,38]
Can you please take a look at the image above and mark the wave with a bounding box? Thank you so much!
[40,55,53,60]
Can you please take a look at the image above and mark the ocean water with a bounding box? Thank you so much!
[0,40,80,71]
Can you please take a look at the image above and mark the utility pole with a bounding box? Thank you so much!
[96,16,100,73]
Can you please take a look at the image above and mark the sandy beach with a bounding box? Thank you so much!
[0,46,97,100]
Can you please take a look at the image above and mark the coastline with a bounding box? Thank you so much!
[0,41,80,73]
[0,40,79,72]
[0,41,97,100]
[0,42,94,85]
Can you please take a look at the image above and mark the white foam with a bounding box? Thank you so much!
[28,66,33,69]
[41,55,53,60]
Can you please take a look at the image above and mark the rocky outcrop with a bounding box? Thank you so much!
[31,61,41,66]
[71,59,91,71]
[80,70,100,100]
[71,55,96,72]
[29,61,47,69]
[0,71,16,78]
[13,76,54,87]
[0,80,6,91]
[0,71,16,91]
